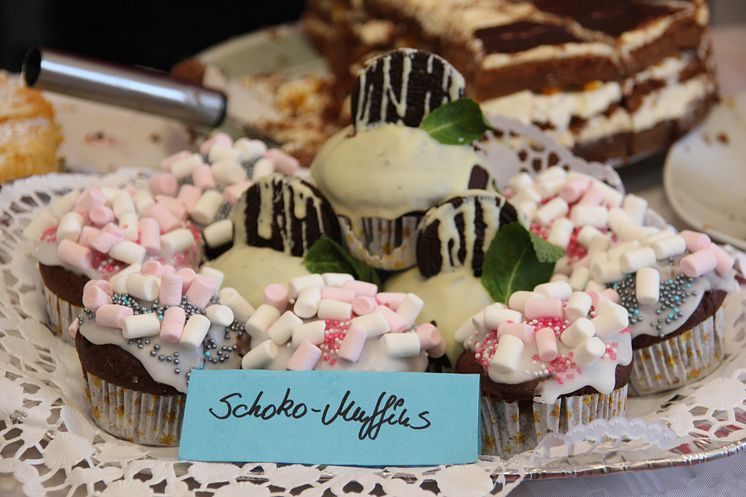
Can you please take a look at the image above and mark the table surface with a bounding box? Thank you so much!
[2,24,746,497]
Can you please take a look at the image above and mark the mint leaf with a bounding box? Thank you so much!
[420,98,492,145]
[304,237,381,286]
[480,223,564,303]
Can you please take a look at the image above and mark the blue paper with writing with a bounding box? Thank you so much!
[178,370,480,466]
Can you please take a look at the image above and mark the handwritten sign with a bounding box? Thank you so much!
[178,370,480,466]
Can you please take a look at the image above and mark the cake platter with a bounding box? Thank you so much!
[1,106,746,496]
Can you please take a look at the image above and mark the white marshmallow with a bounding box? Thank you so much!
[294,286,321,318]
[591,260,623,284]
[608,207,634,233]
[108,264,141,294]
[251,158,275,180]
[550,273,569,282]
[536,177,565,198]
[218,287,255,323]
[489,335,524,373]
[349,311,390,337]
[554,255,572,275]
[268,310,304,345]
[471,310,487,333]
[292,320,326,348]
[548,218,574,248]
[608,240,642,263]
[588,234,611,255]
[585,280,606,293]
[245,304,281,341]
[508,291,545,312]
[577,226,603,248]
[134,190,155,215]
[317,299,353,321]
[170,153,203,179]
[623,194,648,225]
[508,172,533,192]
[591,303,629,338]
[594,181,624,207]
[561,317,595,347]
[511,186,541,205]
[118,211,139,241]
[99,187,120,204]
[109,240,146,265]
[203,219,233,248]
[211,158,247,187]
[645,229,676,245]
[180,314,211,349]
[382,333,421,358]
[535,281,572,301]
[516,201,537,222]
[49,190,80,218]
[289,274,325,299]
[533,197,569,225]
[620,247,656,273]
[56,211,84,241]
[484,306,522,329]
[396,293,424,326]
[636,267,660,305]
[23,209,57,241]
[234,138,267,161]
[322,273,355,288]
[536,166,566,183]
[208,143,240,163]
[205,304,235,326]
[571,205,609,228]
[190,190,224,225]
[455,318,477,343]
[569,267,591,291]
[571,337,606,367]
[199,266,224,290]
[651,235,687,260]
[126,273,159,300]
[566,292,593,322]
[122,313,161,339]
[161,228,195,254]
[241,339,278,369]
[112,191,135,218]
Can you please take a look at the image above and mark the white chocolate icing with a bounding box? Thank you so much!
[631,74,715,132]
[482,42,617,70]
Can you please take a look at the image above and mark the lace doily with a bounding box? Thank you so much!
[1,120,746,497]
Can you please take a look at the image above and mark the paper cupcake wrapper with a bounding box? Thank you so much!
[630,306,725,396]
[479,385,628,458]
[339,214,421,271]
[42,284,81,344]
[83,371,185,446]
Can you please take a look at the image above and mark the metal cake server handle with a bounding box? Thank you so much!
[23,46,227,129]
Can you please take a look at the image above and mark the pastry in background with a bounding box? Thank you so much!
[0,73,61,183]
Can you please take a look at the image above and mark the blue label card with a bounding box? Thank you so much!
[178,370,480,466]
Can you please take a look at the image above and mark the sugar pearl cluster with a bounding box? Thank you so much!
[241,273,444,371]
[70,263,248,357]
[457,281,629,384]
[157,132,301,250]
[507,168,735,298]
[24,185,200,277]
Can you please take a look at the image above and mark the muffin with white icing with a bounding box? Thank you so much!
[24,185,202,342]
[507,168,739,394]
[456,284,632,457]
[71,264,251,446]
[240,274,444,372]
[310,48,493,270]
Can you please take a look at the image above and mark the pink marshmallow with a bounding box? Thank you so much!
[191,164,217,190]
[337,326,367,363]
[160,264,176,276]
[88,205,114,226]
[428,337,446,358]
[535,327,558,361]
[95,304,133,328]
[78,226,102,248]
[579,183,605,206]
[103,223,125,240]
[145,204,181,232]
[160,306,186,343]
[160,150,191,171]
[177,184,202,211]
[185,275,217,309]
[93,280,113,295]
[68,319,79,337]
[159,273,184,306]
[223,181,254,204]
[73,188,106,215]
[148,173,178,196]
[264,283,289,310]
[375,292,407,310]
[706,244,735,275]
[681,230,711,252]
[57,239,92,271]
[602,288,620,303]
[321,287,355,302]
[559,177,591,203]
[286,341,322,371]
[524,299,563,320]
[156,195,187,220]
[586,290,607,307]
[89,232,117,254]
[416,323,441,350]
[141,259,162,276]
[82,280,112,310]
[680,249,718,278]
[139,217,161,254]
[265,148,300,175]
[497,322,534,343]
[199,132,232,155]
[352,296,377,316]
[175,268,197,291]
[342,280,378,297]
[375,305,408,333]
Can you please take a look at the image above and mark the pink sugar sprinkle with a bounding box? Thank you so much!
[318,319,351,364]
[40,226,57,243]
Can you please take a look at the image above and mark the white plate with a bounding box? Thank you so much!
[663,92,746,250]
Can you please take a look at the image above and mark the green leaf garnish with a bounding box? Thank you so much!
[420,98,493,145]
[304,237,381,286]
[480,223,565,303]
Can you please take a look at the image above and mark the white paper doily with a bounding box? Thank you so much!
[1,119,746,497]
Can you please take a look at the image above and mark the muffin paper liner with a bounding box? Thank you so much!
[42,283,81,344]
[339,214,421,271]
[630,306,725,396]
[480,385,628,458]
[83,371,185,446]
